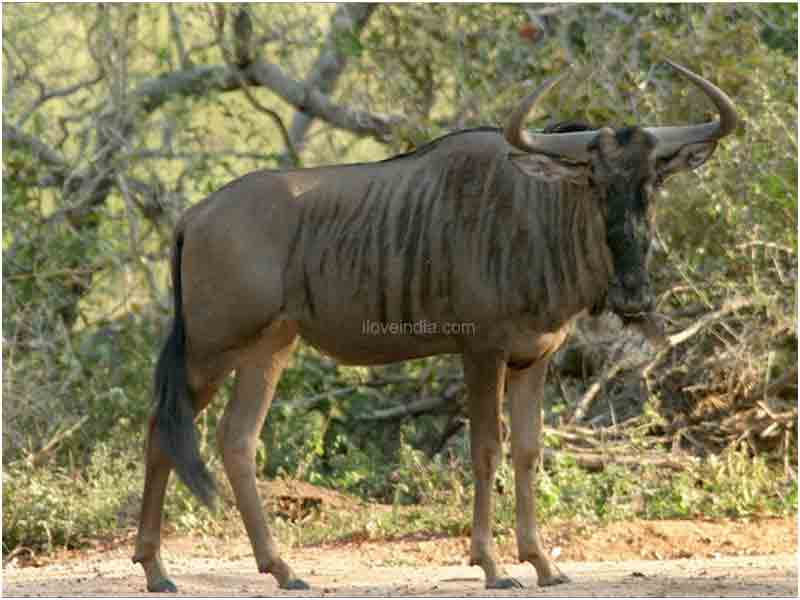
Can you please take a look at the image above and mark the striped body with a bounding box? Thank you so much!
[179,128,612,366]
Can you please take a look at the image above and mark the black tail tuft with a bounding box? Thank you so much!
[153,233,216,507]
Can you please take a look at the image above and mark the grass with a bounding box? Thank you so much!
[5,435,794,557]
[280,446,796,549]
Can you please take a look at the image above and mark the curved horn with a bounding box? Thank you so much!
[504,69,596,161]
[646,60,738,158]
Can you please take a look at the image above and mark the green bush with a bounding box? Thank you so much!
[3,443,142,553]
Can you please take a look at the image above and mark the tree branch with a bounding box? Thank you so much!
[8,32,403,196]
[215,7,299,166]
[359,396,448,421]
[3,122,70,175]
[132,61,405,141]
[568,298,755,424]
[247,61,403,141]
[167,5,190,69]
[280,3,377,164]
[543,448,696,472]
[26,415,89,468]
[16,73,104,128]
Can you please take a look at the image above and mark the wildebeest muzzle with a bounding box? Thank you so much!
[607,272,667,346]
[607,271,654,323]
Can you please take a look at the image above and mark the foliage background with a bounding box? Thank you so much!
[3,3,797,554]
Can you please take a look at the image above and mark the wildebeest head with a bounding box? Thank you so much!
[504,60,737,324]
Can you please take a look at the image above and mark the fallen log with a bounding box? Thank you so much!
[543,447,697,472]
[26,415,90,468]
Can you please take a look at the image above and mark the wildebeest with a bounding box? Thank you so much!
[133,60,737,591]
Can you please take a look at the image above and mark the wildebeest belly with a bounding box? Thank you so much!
[288,250,472,364]
[297,318,461,365]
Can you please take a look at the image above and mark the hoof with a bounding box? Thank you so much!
[281,578,310,590]
[486,576,523,589]
[147,577,177,593]
[539,572,570,587]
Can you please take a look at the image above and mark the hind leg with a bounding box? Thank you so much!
[133,382,219,592]
[217,321,306,589]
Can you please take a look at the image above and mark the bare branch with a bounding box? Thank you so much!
[131,61,404,140]
[215,7,299,166]
[736,240,794,254]
[663,297,752,349]
[543,448,697,472]
[3,44,16,107]
[275,386,357,413]
[232,4,255,68]
[568,298,756,424]
[26,415,89,468]
[359,396,448,421]
[743,366,798,406]
[748,5,792,33]
[568,353,636,424]
[248,61,403,141]
[167,5,190,69]
[133,64,231,113]
[523,3,578,18]
[3,122,70,174]
[600,5,634,24]
[123,148,273,163]
[117,174,170,312]
[4,115,175,232]
[17,73,104,128]
[281,3,377,164]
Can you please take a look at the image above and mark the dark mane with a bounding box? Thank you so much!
[544,120,598,133]
[379,122,601,164]
[380,126,501,163]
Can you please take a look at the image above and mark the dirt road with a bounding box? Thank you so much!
[5,541,796,597]
[5,502,797,597]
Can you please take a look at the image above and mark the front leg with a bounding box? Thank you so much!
[463,352,521,590]
[507,358,569,587]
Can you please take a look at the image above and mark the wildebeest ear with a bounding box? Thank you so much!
[656,141,717,179]
[509,152,590,184]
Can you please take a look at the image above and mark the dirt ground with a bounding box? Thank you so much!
[5,515,797,597]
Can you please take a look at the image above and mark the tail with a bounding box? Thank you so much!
[153,232,216,507]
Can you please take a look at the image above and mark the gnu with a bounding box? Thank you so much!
[133,61,737,591]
